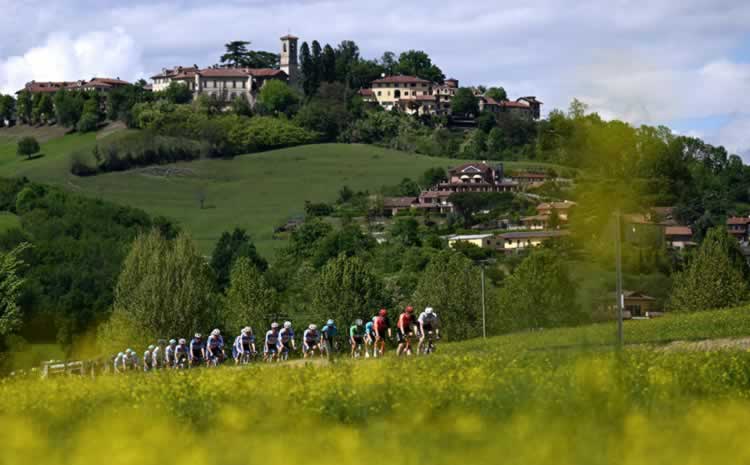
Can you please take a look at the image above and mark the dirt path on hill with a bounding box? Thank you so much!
[652,337,750,352]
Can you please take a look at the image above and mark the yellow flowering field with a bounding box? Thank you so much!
[2,340,750,464]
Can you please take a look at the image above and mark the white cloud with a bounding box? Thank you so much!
[0,28,144,94]
[716,116,750,160]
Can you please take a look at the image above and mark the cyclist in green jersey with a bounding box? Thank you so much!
[349,319,365,358]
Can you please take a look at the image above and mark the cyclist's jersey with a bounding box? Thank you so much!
[234,334,255,352]
[175,344,188,358]
[374,316,390,332]
[303,329,319,344]
[279,328,294,344]
[165,345,176,362]
[365,321,375,336]
[189,338,205,358]
[418,312,439,327]
[113,354,124,369]
[398,313,414,331]
[265,330,279,346]
[350,325,364,338]
[207,335,223,352]
[143,351,153,367]
[152,347,161,366]
[321,324,337,340]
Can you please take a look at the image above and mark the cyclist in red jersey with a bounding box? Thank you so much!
[373,308,391,357]
[396,306,416,356]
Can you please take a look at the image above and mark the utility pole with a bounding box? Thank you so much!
[481,263,487,340]
[615,211,624,349]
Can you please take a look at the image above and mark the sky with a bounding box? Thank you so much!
[0,0,748,159]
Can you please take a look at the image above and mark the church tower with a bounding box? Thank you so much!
[280,34,299,88]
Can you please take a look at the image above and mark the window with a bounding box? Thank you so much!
[403,91,409,96]
[377,91,382,96]
[411,83,416,87]
[233,81,236,88]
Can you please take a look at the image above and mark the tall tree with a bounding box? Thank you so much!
[221,40,251,66]
[494,249,582,333]
[54,89,84,128]
[210,228,268,290]
[311,254,384,324]
[669,226,749,312]
[451,88,479,115]
[0,243,28,343]
[0,95,16,124]
[311,40,323,80]
[321,44,337,83]
[98,231,216,353]
[334,40,360,84]
[412,250,482,340]
[396,50,445,83]
[380,51,398,75]
[485,87,508,101]
[299,41,318,97]
[223,256,277,334]
[16,90,32,124]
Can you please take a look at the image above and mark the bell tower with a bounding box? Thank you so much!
[280,34,299,88]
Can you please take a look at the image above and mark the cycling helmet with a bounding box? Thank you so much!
[425,307,434,314]
[326,319,334,325]
[148,345,155,351]
[379,309,387,317]
[178,338,187,345]
[194,333,202,338]
[406,306,414,313]
[355,319,363,326]
[242,326,252,334]
[169,339,177,345]
[284,321,292,329]
[271,322,280,329]
[211,329,220,336]
[117,352,124,357]
[309,324,317,330]
[126,348,133,354]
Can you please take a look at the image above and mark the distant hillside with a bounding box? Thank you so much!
[0,131,565,254]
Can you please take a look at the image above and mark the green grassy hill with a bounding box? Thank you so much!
[0,129,567,254]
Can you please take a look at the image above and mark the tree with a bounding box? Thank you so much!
[451,88,479,115]
[0,94,16,124]
[412,250,482,340]
[221,40,250,66]
[568,98,588,119]
[380,51,398,75]
[76,98,100,133]
[391,217,421,247]
[163,81,192,104]
[321,44,337,83]
[16,90,32,124]
[311,40,323,81]
[257,80,300,116]
[299,41,318,97]
[334,40,360,84]
[669,226,749,312]
[223,256,277,334]
[487,127,505,155]
[485,87,507,101]
[0,243,28,342]
[459,129,487,159]
[33,94,54,124]
[97,231,216,353]
[210,228,268,290]
[494,249,582,333]
[54,90,84,128]
[311,254,384,324]
[477,112,496,133]
[396,50,445,83]
[230,94,253,117]
[17,136,40,160]
[420,167,447,188]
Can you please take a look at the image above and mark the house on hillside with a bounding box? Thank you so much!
[382,197,418,216]
[620,291,659,319]
[520,215,549,230]
[150,66,200,92]
[416,162,518,214]
[511,172,548,184]
[369,75,436,115]
[536,201,575,222]
[664,226,695,249]
[497,230,569,251]
[727,216,750,243]
[478,96,543,120]
[447,234,500,250]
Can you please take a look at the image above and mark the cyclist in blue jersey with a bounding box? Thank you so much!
[321,319,338,357]
[278,321,296,359]
[364,317,377,358]
[175,338,189,369]
[206,329,225,366]
[264,322,281,362]
[189,333,206,367]
[233,327,256,365]
[303,324,321,358]
[164,339,177,368]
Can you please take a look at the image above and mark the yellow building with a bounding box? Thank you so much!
[370,75,436,115]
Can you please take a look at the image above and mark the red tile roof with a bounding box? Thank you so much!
[151,66,199,79]
[17,81,76,94]
[383,197,418,208]
[727,217,750,225]
[450,162,493,175]
[358,88,374,97]
[665,226,693,236]
[372,75,431,85]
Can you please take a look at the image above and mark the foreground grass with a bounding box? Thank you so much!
[3,308,750,464]
[0,130,570,254]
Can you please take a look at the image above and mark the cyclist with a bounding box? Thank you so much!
[175,338,189,369]
[164,339,177,368]
[189,333,206,368]
[349,319,365,358]
[143,345,155,371]
[321,319,338,357]
[264,323,281,362]
[373,309,391,357]
[364,316,377,358]
[303,324,321,358]
[278,321,296,360]
[206,329,225,366]
[152,341,164,370]
[125,349,138,370]
[396,306,416,356]
[233,327,256,365]
[113,352,125,373]
[418,307,440,354]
